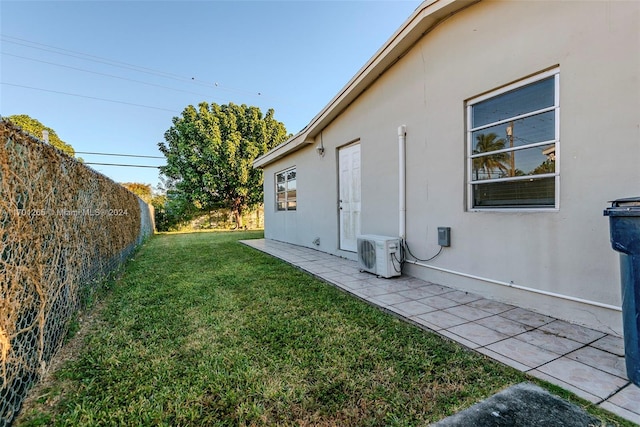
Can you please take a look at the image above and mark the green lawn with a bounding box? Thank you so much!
[16,231,631,426]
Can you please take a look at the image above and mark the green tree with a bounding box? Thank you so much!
[472,133,509,179]
[158,102,289,228]
[150,176,197,232]
[152,191,195,232]
[121,182,153,204]
[6,114,75,156]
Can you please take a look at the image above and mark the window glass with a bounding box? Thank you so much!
[471,111,555,152]
[276,167,297,211]
[473,177,555,208]
[472,144,556,181]
[473,77,554,127]
[468,71,558,209]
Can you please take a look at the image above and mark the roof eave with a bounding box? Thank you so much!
[253,131,310,168]
[253,0,477,169]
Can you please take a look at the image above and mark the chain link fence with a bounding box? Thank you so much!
[0,119,154,426]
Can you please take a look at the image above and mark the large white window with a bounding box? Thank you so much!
[467,69,559,209]
[276,167,296,211]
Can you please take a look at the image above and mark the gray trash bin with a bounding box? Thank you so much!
[604,197,640,386]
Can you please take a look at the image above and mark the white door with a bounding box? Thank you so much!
[339,143,361,252]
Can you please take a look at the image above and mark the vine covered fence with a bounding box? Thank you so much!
[0,119,154,426]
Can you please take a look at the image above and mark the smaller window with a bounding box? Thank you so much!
[276,167,296,211]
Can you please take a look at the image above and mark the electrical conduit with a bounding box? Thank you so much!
[397,124,619,312]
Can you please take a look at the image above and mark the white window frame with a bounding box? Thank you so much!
[466,68,560,211]
[275,167,297,211]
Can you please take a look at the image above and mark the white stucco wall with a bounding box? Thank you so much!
[262,0,640,334]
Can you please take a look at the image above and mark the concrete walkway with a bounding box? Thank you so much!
[241,238,640,425]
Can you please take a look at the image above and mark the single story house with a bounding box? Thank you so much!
[254,0,639,336]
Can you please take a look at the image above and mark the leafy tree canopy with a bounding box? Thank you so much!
[121,182,153,204]
[158,102,289,227]
[6,114,75,156]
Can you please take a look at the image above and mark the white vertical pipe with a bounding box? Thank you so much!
[398,125,406,242]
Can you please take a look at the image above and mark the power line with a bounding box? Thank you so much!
[1,34,265,97]
[2,52,224,100]
[76,151,164,159]
[1,34,313,111]
[1,36,193,83]
[1,82,179,113]
[84,162,161,169]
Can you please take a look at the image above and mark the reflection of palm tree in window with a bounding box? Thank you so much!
[472,133,509,179]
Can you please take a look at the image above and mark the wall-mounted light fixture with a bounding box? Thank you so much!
[316,132,325,157]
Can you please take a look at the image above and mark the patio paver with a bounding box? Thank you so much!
[241,239,640,424]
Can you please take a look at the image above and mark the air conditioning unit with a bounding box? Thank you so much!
[357,235,402,278]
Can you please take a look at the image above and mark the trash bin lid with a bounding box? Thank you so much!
[604,197,640,216]
[609,197,640,207]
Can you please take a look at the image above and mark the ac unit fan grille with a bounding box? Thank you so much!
[358,239,376,269]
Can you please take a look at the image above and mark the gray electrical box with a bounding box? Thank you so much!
[438,227,451,247]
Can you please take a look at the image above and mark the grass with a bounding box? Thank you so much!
[16,231,633,426]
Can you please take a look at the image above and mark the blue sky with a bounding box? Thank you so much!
[1,0,421,188]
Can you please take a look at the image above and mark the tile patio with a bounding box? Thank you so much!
[241,238,640,424]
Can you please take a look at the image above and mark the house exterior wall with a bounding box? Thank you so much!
[262,0,640,335]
